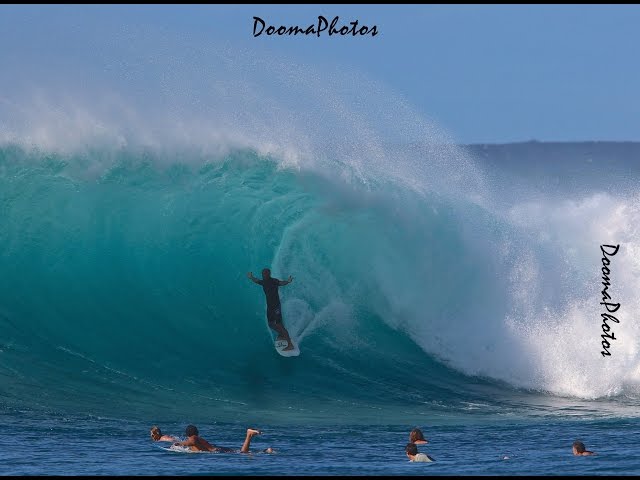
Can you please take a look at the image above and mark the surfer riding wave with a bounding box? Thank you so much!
[248,268,295,351]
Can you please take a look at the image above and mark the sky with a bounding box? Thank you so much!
[1,4,639,144]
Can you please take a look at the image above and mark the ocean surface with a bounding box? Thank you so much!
[2,409,640,476]
[1,23,640,474]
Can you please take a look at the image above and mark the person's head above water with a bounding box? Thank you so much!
[185,425,199,437]
[572,440,596,456]
[405,443,418,456]
[150,426,162,440]
[410,428,427,443]
[261,268,271,279]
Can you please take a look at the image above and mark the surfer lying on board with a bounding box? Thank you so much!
[248,268,295,351]
[173,425,270,453]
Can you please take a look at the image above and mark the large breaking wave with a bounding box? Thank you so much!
[1,25,639,423]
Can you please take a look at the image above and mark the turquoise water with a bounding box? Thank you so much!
[0,146,512,423]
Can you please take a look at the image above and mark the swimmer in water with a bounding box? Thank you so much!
[150,426,179,442]
[405,442,434,462]
[173,425,268,453]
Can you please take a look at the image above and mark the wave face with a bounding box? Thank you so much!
[1,26,639,423]
[0,145,498,422]
[1,142,639,424]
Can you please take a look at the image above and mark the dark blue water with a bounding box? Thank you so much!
[2,408,638,475]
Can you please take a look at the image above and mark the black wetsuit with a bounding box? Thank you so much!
[256,277,283,325]
[212,446,235,453]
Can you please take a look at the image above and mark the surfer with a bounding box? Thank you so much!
[150,426,179,442]
[173,425,264,453]
[405,442,434,462]
[572,440,596,456]
[409,428,429,445]
[248,268,295,351]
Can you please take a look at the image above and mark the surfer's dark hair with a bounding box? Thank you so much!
[406,443,418,456]
[410,428,426,442]
[573,440,586,453]
[185,425,199,437]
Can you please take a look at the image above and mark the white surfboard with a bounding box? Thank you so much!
[157,444,196,453]
[273,338,300,357]
[264,308,300,357]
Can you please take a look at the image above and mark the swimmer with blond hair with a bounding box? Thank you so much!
[150,426,179,442]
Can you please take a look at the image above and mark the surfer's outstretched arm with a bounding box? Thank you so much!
[247,272,263,285]
[278,276,293,286]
